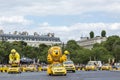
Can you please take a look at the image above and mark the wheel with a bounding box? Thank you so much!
[72,70,75,73]
[8,72,10,74]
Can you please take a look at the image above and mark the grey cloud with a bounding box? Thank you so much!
[0,0,120,16]
[1,22,120,42]
[29,22,120,42]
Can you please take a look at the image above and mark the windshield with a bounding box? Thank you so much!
[115,63,120,66]
[52,63,62,67]
[103,64,110,66]
[63,61,74,64]
[87,64,93,66]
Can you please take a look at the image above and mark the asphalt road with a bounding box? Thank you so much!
[0,71,120,80]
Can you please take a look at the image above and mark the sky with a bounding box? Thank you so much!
[0,0,120,42]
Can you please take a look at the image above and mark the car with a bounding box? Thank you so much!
[47,63,67,76]
[25,64,36,72]
[7,64,21,74]
[41,66,48,71]
[63,60,76,72]
[0,65,2,72]
[7,67,21,73]
[85,61,102,71]
[85,64,97,71]
[2,65,8,72]
[112,63,120,70]
[21,65,27,72]
[101,64,112,70]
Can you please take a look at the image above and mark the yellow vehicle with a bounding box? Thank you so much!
[21,65,27,72]
[2,65,8,72]
[7,64,21,74]
[8,49,21,73]
[25,64,36,72]
[47,63,67,76]
[0,65,2,72]
[47,46,68,75]
[41,66,47,71]
[113,63,120,70]
[85,61,103,71]
[101,64,112,70]
[63,60,76,72]
[85,61,98,71]
[85,64,97,71]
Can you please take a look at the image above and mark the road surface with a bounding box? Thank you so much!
[0,71,120,80]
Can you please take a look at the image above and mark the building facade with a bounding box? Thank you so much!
[77,37,107,49]
[0,33,61,47]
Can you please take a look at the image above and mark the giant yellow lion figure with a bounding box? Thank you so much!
[47,46,67,64]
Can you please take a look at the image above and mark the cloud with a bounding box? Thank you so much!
[0,0,120,42]
[0,16,32,34]
[0,16,32,25]
[39,22,50,27]
[0,21,120,42]
[0,0,120,16]
[110,23,120,30]
[27,22,120,42]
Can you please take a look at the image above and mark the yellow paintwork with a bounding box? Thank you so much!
[41,66,47,71]
[7,67,21,73]
[2,65,8,72]
[25,65,36,72]
[63,61,76,72]
[7,63,21,73]
[38,66,42,71]
[85,64,97,71]
[117,68,120,70]
[47,63,67,76]
[21,65,27,72]
[101,64,112,70]
[47,46,67,64]
[47,46,68,75]
[0,65,9,72]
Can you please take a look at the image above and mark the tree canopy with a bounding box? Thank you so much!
[101,30,106,37]
[0,35,120,64]
[89,31,94,38]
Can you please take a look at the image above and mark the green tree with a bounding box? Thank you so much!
[113,45,120,62]
[38,44,49,63]
[92,47,113,63]
[65,40,93,64]
[104,35,119,51]
[65,40,81,50]
[93,43,101,48]
[65,40,82,55]
[101,30,106,37]
[39,44,48,52]
[112,38,120,61]
[0,41,14,63]
[89,31,94,38]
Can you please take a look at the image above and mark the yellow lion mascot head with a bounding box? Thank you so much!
[47,46,62,63]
